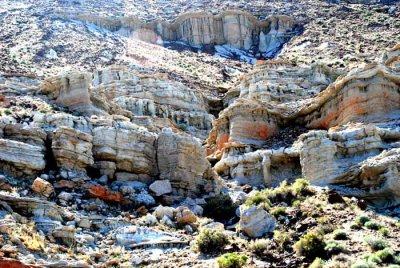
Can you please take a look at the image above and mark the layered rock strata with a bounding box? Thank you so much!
[208,45,400,206]
[66,11,298,58]
[157,129,217,197]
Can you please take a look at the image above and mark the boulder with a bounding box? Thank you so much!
[87,185,123,203]
[32,177,54,197]
[175,206,197,224]
[149,180,172,196]
[239,206,276,238]
[153,205,176,220]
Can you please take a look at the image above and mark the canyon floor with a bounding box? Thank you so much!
[0,0,400,267]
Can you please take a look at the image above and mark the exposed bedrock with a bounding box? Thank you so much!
[298,124,400,206]
[304,64,400,129]
[214,145,301,186]
[208,45,400,206]
[51,127,94,177]
[0,124,46,177]
[92,123,158,182]
[40,67,213,139]
[157,129,218,197]
[92,67,213,132]
[67,11,298,58]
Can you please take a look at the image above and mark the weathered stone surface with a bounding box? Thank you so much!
[157,129,217,197]
[0,139,45,177]
[2,124,47,150]
[92,124,157,180]
[32,178,54,197]
[74,11,297,58]
[297,123,400,207]
[304,65,400,129]
[239,206,276,238]
[92,67,213,132]
[149,180,172,196]
[51,127,94,172]
[153,205,176,220]
[87,185,124,203]
[0,194,62,221]
[214,146,300,186]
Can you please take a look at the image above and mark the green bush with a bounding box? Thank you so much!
[324,240,344,256]
[333,229,348,240]
[245,191,272,208]
[217,253,248,268]
[294,231,326,259]
[379,227,390,237]
[364,236,387,251]
[245,178,312,208]
[355,215,370,226]
[375,248,395,263]
[365,221,381,230]
[203,195,238,223]
[194,228,229,255]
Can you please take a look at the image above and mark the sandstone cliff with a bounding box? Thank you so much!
[65,11,298,58]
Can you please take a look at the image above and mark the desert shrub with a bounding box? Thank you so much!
[365,221,381,230]
[375,248,395,263]
[350,222,361,230]
[194,228,229,255]
[245,191,272,208]
[270,207,287,218]
[246,178,312,209]
[324,240,344,256]
[203,195,238,223]
[355,215,370,226]
[294,231,326,259]
[250,239,271,257]
[364,236,387,251]
[366,254,382,264]
[333,229,348,240]
[273,230,290,249]
[309,257,325,268]
[379,227,390,237]
[351,260,369,268]
[217,253,248,268]
[318,224,335,235]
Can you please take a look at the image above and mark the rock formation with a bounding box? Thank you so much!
[208,45,400,206]
[157,129,217,197]
[68,11,298,59]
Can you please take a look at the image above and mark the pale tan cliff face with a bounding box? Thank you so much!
[71,11,297,56]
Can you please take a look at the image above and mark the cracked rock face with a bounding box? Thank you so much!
[157,129,217,197]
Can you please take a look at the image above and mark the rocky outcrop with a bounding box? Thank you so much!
[92,123,158,182]
[208,46,400,206]
[51,127,94,176]
[40,71,101,115]
[70,11,298,59]
[304,64,400,129]
[214,146,301,186]
[157,129,217,197]
[297,123,400,206]
[92,67,213,132]
[0,139,45,177]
